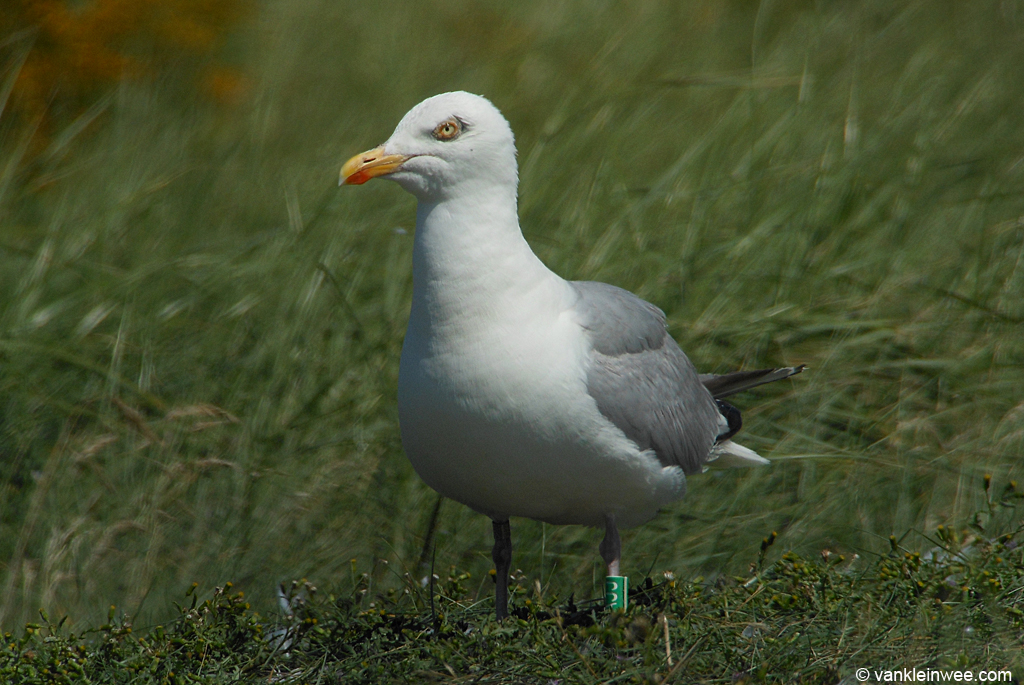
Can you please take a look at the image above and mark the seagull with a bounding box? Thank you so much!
[340,92,802,619]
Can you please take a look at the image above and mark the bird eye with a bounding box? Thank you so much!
[433,118,461,141]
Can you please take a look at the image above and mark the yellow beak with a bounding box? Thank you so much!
[340,146,409,185]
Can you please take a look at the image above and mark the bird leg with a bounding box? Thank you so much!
[599,514,621,577]
[491,519,512,620]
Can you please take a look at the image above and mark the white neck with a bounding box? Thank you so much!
[407,182,564,338]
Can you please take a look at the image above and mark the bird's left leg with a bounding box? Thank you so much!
[491,519,512,620]
[599,514,621,577]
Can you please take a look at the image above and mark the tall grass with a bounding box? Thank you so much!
[1,0,1023,633]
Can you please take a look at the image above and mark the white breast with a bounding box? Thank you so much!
[397,256,686,528]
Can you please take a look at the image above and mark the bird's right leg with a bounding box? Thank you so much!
[491,519,512,620]
[599,514,621,577]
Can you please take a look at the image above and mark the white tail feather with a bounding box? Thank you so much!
[706,440,770,468]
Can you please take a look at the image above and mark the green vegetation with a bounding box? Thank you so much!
[3,527,1024,683]
[1,0,1023,680]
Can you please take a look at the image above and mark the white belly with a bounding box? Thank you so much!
[396,293,686,528]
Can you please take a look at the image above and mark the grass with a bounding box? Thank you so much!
[1,0,1024,679]
[3,522,1024,683]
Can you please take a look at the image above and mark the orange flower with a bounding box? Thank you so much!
[3,0,247,163]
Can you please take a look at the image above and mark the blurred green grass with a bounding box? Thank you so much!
[2,0,1023,633]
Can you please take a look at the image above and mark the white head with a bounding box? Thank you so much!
[340,91,518,202]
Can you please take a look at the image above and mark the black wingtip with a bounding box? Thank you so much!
[702,364,807,399]
[715,399,742,442]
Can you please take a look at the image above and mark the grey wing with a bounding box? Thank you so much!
[571,281,724,475]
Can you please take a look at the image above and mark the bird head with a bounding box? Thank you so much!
[340,91,518,202]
